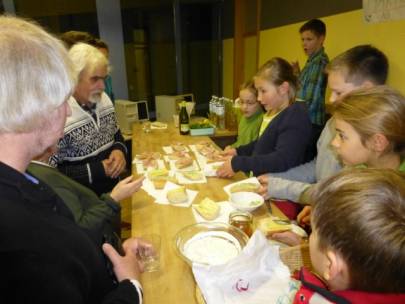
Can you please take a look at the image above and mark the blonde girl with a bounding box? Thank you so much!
[332,85,405,171]
[217,57,312,177]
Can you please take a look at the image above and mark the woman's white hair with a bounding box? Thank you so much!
[68,43,110,80]
[0,15,76,133]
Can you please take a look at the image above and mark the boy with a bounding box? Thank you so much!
[259,45,389,205]
[294,19,329,131]
[292,168,405,303]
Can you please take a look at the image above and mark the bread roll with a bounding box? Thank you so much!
[194,198,220,220]
[167,187,188,204]
[229,182,260,193]
[175,158,193,169]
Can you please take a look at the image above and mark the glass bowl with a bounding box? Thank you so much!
[229,191,264,212]
[174,222,249,266]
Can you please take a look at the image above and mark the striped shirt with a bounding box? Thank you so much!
[297,47,329,126]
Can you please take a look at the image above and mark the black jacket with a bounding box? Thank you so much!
[0,162,138,304]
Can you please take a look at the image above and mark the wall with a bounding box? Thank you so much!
[259,9,405,96]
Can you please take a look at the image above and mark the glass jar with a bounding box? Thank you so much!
[229,211,253,237]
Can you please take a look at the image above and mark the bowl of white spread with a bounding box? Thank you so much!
[174,222,249,266]
[230,191,264,212]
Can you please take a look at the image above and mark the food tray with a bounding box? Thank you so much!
[190,127,215,136]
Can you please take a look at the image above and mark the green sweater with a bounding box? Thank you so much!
[27,161,121,249]
[231,109,263,148]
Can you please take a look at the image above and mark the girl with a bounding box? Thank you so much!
[332,85,405,171]
[226,80,263,149]
[217,57,312,177]
[273,85,405,247]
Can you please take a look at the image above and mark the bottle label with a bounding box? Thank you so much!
[180,124,189,132]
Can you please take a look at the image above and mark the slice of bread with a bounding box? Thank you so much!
[167,187,188,204]
[182,171,203,181]
[194,198,220,220]
[257,217,292,236]
[147,168,169,181]
[229,182,260,193]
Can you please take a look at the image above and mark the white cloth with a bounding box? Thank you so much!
[192,231,292,304]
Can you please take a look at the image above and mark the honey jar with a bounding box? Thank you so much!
[229,211,253,237]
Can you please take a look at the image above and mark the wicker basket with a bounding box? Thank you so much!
[279,242,312,273]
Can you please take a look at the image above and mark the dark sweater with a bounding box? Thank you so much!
[0,162,139,304]
[232,102,312,176]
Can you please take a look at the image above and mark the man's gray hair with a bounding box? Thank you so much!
[0,15,76,133]
[68,43,110,80]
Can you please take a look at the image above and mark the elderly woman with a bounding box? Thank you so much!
[0,16,143,303]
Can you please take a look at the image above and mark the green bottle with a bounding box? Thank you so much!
[179,101,190,135]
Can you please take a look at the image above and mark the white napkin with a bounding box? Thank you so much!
[150,122,168,129]
[193,231,292,304]
[203,161,224,177]
[191,201,236,224]
[155,181,198,207]
[223,177,261,196]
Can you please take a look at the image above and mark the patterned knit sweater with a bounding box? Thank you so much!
[50,93,127,195]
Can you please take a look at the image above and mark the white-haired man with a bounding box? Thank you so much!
[0,16,143,303]
[51,43,127,196]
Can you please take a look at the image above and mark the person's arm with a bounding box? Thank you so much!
[266,176,312,203]
[112,128,128,155]
[232,109,312,176]
[235,139,257,156]
[269,158,318,184]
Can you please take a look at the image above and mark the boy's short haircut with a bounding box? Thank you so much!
[310,168,405,293]
[299,19,326,37]
[326,44,388,85]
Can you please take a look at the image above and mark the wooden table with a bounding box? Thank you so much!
[131,122,285,304]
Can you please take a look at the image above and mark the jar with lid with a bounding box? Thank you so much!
[229,211,253,237]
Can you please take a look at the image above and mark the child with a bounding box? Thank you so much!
[270,86,405,247]
[290,168,405,303]
[291,168,405,302]
[217,57,312,177]
[227,80,263,149]
[332,86,405,172]
[259,45,389,204]
[294,19,329,132]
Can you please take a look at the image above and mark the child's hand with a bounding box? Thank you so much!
[221,147,237,157]
[216,157,235,178]
[297,205,311,227]
[257,174,270,199]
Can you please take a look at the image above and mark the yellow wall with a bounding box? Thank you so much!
[222,35,258,99]
[259,9,405,95]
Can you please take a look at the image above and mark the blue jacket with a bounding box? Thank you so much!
[232,102,312,176]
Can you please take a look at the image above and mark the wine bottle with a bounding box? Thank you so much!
[179,101,190,135]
